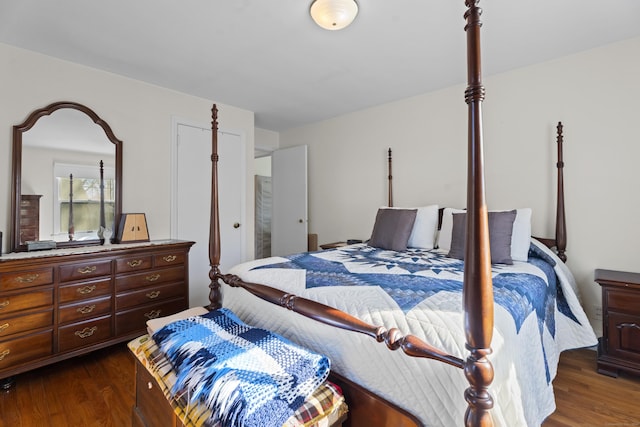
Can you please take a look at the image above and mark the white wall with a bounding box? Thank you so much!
[0,42,256,272]
[280,36,640,335]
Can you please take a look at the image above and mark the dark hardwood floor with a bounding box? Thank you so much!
[1,346,639,426]
[0,343,134,427]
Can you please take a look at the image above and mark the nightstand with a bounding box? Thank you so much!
[595,268,640,377]
[319,241,348,250]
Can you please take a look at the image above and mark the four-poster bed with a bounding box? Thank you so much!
[131,2,597,426]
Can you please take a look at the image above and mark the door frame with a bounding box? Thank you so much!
[170,116,248,260]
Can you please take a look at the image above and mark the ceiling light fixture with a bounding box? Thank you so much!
[310,0,358,31]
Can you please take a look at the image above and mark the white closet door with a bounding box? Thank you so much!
[271,145,308,256]
[174,123,245,307]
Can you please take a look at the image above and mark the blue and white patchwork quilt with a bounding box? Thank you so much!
[224,240,597,427]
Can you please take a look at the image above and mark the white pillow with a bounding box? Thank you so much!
[510,208,531,262]
[382,205,439,249]
[437,208,465,252]
[437,207,531,262]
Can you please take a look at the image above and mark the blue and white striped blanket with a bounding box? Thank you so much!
[152,308,330,427]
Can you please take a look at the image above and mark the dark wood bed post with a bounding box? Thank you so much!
[555,122,567,262]
[208,104,223,310]
[388,148,393,207]
[462,1,494,426]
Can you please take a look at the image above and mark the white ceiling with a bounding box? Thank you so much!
[1,0,639,132]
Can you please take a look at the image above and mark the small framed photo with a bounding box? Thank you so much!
[116,213,149,243]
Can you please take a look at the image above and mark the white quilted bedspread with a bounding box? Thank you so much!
[224,240,597,427]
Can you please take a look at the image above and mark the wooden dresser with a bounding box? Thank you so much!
[0,240,194,382]
[595,268,640,377]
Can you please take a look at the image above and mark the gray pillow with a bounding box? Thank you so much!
[448,210,517,264]
[369,208,417,251]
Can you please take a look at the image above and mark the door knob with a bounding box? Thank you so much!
[298,219,304,223]
[233,223,241,229]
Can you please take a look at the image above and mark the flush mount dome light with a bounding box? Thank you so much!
[310,0,359,31]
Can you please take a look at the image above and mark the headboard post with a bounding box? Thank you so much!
[555,122,567,262]
[462,1,495,425]
[208,104,223,309]
[388,148,393,207]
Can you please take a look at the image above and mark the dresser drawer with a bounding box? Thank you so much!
[0,268,54,291]
[0,289,53,316]
[0,330,53,370]
[115,298,187,336]
[116,282,185,311]
[153,251,186,268]
[59,278,112,304]
[0,310,53,339]
[606,289,640,314]
[116,267,185,292]
[59,260,112,283]
[58,296,112,325]
[58,316,112,353]
[116,255,153,273]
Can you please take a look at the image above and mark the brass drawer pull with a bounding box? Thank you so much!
[616,322,640,330]
[127,260,143,267]
[0,349,9,361]
[144,310,161,320]
[77,266,97,275]
[146,291,161,299]
[77,305,96,314]
[16,273,39,283]
[77,285,97,295]
[163,255,177,262]
[75,326,98,339]
[0,301,9,309]
[0,323,9,333]
[145,274,161,282]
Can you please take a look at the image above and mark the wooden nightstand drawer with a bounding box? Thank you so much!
[59,260,112,282]
[0,268,54,291]
[606,312,640,364]
[606,289,640,314]
[58,316,112,353]
[116,255,153,273]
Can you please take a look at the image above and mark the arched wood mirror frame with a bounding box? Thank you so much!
[10,101,123,252]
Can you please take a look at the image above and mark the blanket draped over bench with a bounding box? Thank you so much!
[153,308,331,427]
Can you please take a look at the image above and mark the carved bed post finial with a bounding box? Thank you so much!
[463,1,494,426]
[208,104,223,309]
[68,173,75,241]
[388,148,393,207]
[555,122,567,262]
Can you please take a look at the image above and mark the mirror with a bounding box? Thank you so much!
[11,102,122,252]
